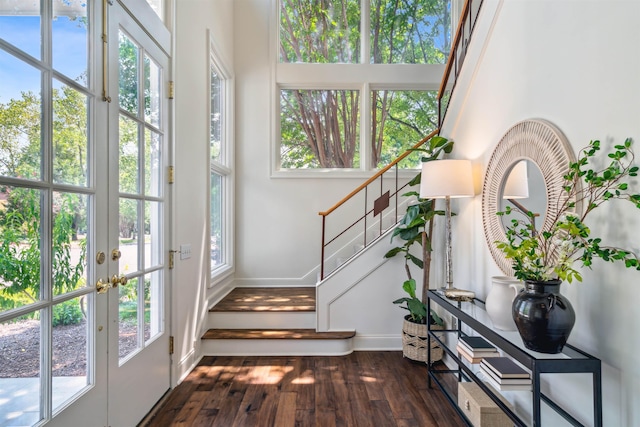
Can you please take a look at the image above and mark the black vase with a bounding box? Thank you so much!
[512,279,575,354]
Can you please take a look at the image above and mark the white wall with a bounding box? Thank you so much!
[442,1,640,425]
[173,0,234,383]
[233,0,373,286]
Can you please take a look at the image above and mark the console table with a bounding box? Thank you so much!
[427,290,602,427]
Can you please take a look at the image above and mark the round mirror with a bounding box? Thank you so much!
[482,119,577,275]
[498,160,547,234]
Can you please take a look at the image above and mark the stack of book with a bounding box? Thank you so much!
[456,336,499,364]
[480,357,532,391]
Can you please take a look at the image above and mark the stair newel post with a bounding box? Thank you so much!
[320,214,326,280]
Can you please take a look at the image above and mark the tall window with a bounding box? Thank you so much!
[276,0,451,173]
[209,38,234,281]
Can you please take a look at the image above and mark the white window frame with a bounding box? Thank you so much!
[271,0,455,178]
[207,31,234,285]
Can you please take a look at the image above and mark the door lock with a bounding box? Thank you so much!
[111,249,122,261]
[96,278,111,294]
[111,274,129,288]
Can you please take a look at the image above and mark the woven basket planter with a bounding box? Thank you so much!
[402,317,443,363]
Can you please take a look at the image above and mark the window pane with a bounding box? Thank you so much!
[119,198,139,275]
[144,200,161,270]
[0,6,41,59]
[0,315,42,426]
[52,0,88,84]
[119,115,139,194]
[52,192,88,296]
[144,270,162,344]
[210,172,223,270]
[119,31,139,115]
[280,0,360,63]
[52,296,89,413]
[144,53,161,127]
[370,0,451,64]
[144,128,161,197]
[118,276,140,362]
[210,67,222,164]
[371,90,438,168]
[0,186,43,313]
[53,80,89,186]
[280,89,360,168]
[0,50,42,180]
[145,0,164,21]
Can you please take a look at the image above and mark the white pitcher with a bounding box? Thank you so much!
[486,276,524,331]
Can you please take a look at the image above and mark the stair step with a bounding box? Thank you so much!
[200,328,356,356]
[210,287,315,312]
[202,328,355,340]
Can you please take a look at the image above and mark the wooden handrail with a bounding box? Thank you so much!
[318,128,440,217]
[318,0,483,280]
[438,0,471,98]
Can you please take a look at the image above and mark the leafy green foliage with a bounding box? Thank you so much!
[497,138,640,283]
[393,278,443,325]
[53,299,84,326]
[279,0,451,169]
[0,187,87,312]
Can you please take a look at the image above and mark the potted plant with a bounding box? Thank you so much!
[496,138,640,353]
[385,136,452,362]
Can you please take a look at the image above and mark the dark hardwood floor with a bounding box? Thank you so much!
[143,351,465,427]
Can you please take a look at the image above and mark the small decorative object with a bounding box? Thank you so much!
[458,382,514,427]
[485,276,523,331]
[497,138,640,353]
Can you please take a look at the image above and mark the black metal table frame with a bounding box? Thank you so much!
[427,290,602,427]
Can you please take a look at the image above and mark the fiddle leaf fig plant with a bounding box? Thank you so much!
[393,278,443,325]
[385,135,453,325]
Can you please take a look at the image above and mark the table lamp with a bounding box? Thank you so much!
[420,159,475,301]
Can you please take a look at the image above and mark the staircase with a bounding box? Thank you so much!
[201,287,356,356]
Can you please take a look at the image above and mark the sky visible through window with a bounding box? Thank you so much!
[0,14,87,102]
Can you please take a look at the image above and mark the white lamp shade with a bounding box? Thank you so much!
[503,160,529,199]
[420,159,474,199]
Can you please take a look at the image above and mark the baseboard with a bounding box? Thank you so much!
[175,347,200,386]
[352,334,401,351]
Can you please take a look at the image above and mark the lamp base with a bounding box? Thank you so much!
[444,288,476,302]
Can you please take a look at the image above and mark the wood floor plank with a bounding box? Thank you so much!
[274,392,297,427]
[143,352,466,427]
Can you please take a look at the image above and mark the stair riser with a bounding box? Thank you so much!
[200,337,354,356]
[208,311,316,329]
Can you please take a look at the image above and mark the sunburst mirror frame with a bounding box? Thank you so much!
[482,119,578,275]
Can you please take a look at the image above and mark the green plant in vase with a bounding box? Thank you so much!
[496,138,640,353]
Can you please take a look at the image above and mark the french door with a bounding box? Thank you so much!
[0,1,171,426]
[105,2,171,425]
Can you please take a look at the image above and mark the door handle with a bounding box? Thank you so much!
[96,278,111,294]
[111,274,129,288]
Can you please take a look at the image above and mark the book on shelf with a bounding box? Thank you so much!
[457,336,499,358]
[456,344,484,364]
[481,357,530,379]
[483,374,532,392]
[480,364,532,385]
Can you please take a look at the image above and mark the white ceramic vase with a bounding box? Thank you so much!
[486,276,524,331]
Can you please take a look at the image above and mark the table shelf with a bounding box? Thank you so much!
[427,290,602,427]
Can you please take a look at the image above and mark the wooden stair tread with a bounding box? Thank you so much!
[202,329,355,340]
[209,287,315,312]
